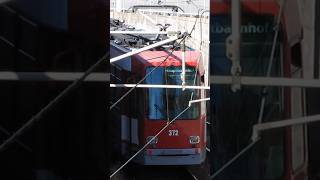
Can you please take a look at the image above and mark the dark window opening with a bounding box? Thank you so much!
[291,42,302,67]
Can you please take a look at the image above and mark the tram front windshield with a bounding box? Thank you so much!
[146,66,199,120]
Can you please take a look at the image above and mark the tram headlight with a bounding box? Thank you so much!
[146,136,158,144]
[189,136,200,144]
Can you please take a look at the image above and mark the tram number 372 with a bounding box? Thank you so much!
[169,130,179,136]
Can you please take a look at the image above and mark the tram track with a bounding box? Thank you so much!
[132,166,196,180]
[110,162,201,180]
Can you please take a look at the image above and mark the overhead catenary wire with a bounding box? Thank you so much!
[209,0,286,179]
[0,125,32,152]
[189,8,202,37]
[257,0,286,124]
[209,138,261,179]
[0,53,108,153]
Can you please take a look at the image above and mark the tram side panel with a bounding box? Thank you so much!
[110,45,129,161]
[110,44,141,161]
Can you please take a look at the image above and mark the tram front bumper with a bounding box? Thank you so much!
[135,148,206,165]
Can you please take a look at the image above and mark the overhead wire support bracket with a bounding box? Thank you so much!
[188,98,210,107]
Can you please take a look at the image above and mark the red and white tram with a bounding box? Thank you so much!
[111,40,208,165]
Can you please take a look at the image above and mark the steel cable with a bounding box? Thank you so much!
[0,53,108,153]
[109,106,191,179]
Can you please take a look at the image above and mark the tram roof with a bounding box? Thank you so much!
[133,50,203,72]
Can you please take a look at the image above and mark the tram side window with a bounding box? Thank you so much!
[135,86,144,119]
[130,76,144,119]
